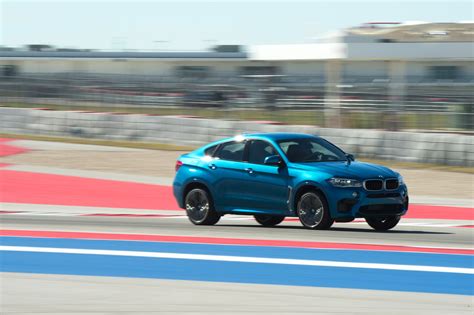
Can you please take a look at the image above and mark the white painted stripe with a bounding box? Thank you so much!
[341,221,461,228]
[0,211,471,228]
[1,246,472,275]
[0,203,181,215]
[413,224,462,228]
[396,222,459,227]
[397,222,430,226]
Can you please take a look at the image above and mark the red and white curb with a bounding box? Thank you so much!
[1,203,472,228]
[0,203,183,218]
[2,229,473,255]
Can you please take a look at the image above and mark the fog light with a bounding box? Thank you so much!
[352,191,359,198]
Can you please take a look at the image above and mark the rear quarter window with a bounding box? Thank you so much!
[204,145,218,156]
[215,141,246,161]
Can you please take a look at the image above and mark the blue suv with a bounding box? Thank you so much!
[173,133,408,231]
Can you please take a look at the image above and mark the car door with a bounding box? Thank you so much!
[242,139,290,213]
[209,140,249,211]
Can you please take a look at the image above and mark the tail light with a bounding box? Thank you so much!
[175,160,183,172]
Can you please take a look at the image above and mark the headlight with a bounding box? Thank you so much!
[398,175,405,186]
[327,177,362,188]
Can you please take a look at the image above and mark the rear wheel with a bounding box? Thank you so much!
[254,214,285,227]
[365,216,400,231]
[185,188,220,225]
[297,191,333,230]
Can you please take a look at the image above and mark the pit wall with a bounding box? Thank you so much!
[1,107,472,166]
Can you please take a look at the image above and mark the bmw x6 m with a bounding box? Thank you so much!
[173,133,409,231]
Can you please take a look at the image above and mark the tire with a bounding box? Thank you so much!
[184,188,220,225]
[297,191,334,230]
[254,214,285,227]
[365,216,401,231]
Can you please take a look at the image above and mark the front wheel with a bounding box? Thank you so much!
[254,214,285,227]
[365,216,401,231]
[185,188,220,225]
[297,191,334,230]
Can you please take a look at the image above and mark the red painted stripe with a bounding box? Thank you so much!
[0,139,29,157]
[82,213,182,218]
[0,170,180,210]
[405,204,473,220]
[458,225,474,228]
[1,229,472,255]
[1,168,472,220]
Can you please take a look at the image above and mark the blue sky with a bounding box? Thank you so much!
[1,0,472,50]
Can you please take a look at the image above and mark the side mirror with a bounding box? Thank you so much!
[264,155,283,166]
[346,154,355,161]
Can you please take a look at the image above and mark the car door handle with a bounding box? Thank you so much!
[208,164,217,170]
[244,168,254,174]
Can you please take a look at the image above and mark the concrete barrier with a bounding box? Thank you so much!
[1,107,473,166]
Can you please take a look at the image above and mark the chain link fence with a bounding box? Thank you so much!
[1,73,472,131]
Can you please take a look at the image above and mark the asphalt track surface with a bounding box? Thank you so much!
[1,138,473,314]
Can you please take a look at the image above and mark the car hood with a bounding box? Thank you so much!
[290,161,398,180]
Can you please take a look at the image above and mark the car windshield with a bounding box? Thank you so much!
[278,138,347,163]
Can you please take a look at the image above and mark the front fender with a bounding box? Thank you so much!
[290,180,330,214]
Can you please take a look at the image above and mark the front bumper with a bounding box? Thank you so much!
[327,184,409,218]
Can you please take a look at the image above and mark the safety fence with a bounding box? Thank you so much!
[1,107,472,166]
[0,74,472,131]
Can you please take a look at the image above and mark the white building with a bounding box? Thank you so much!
[250,22,474,83]
[1,22,473,82]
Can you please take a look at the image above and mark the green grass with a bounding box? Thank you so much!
[0,133,195,151]
[0,102,322,125]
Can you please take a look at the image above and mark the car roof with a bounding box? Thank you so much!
[243,133,318,141]
[199,133,319,151]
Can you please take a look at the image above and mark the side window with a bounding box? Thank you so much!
[216,141,246,162]
[310,142,339,158]
[279,141,296,155]
[204,145,218,156]
[248,140,278,165]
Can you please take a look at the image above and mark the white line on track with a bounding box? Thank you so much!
[0,203,179,215]
[2,203,472,228]
[1,246,472,274]
[1,211,471,228]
